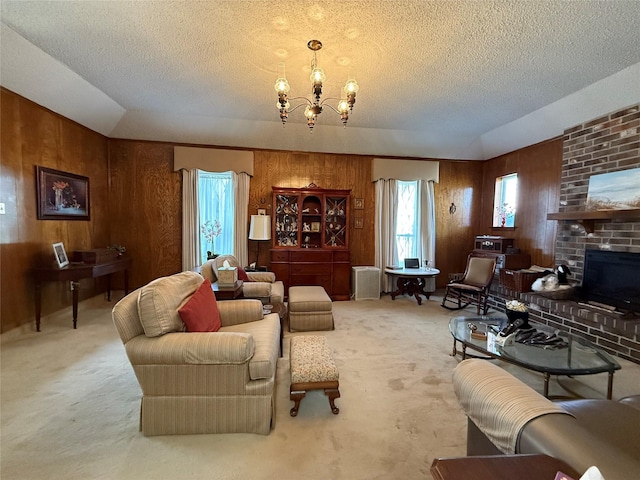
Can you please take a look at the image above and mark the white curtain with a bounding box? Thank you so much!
[233,172,251,267]
[418,180,436,268]
[375,179,398,293]
[181,169,200,272]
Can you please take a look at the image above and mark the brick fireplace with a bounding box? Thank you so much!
[491,103,640,363]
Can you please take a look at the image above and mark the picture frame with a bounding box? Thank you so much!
[311,221,320,232]
[586,168,640,211]
[354,217,364,229]
[36,166,90,220]
[354,198,364,210]
[52,242,69,268]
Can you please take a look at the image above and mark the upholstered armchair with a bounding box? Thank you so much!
[112,271,280,436]
[201,254,284,303]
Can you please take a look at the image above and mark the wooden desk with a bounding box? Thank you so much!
[33,256,131,331]
[430,454,579,480]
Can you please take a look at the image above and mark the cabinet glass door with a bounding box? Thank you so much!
[324,196,347,247]
[274,194,299,247]
[300,195,322,248]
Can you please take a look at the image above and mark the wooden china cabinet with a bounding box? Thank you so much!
[270,185,351,300]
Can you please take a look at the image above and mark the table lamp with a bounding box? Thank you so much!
[249,214,271,267]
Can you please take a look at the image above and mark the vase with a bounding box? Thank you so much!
[207,251,219,260]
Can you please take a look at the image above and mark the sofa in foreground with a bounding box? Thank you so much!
[112,271,280,436]
[452,359,640,480]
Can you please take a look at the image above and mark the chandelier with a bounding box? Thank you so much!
[275,40,359,131]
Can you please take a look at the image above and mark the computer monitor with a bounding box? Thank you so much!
[404,258,419,269]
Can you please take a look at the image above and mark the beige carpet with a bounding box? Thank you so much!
[2,292,639,480]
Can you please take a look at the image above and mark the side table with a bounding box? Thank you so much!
[430,454,579,480]
[384,267,440,305]
[267,301,287,357]
[211,280,243,300]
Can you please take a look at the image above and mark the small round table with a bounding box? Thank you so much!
[385,267,440,305]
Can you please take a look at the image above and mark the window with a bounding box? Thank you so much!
[493,173,517,228]
[198,171,234,263]
[396,180,419,261]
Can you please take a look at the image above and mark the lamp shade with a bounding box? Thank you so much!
[249,215,271,241]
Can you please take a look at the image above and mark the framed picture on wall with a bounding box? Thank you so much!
[52,242,69,268]
[36,166,90,220]
[586,168,640,210]
[354,198,364,210]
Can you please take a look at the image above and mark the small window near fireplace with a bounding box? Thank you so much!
[493,173,517,228]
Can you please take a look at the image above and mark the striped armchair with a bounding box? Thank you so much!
[202,255,284,303]
[112,272,280,436]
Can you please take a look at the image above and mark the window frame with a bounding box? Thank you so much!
[493,173,518,228]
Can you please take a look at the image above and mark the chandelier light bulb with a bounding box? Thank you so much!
[274,77,290,94]
[344,79,359,94]
[310,67,326,85]
[337,99,349,113]
[304,105,314,119]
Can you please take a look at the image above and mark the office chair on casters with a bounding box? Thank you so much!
[441,254,497,315]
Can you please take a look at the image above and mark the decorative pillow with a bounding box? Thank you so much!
[137,271,203,337]
[178,279,221,332]
[237,267,252,282]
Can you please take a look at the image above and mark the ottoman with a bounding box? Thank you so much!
[288,286,334,332]
[289,335,340,416]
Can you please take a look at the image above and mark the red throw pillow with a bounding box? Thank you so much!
[237,267,252,282]
[178,279,221,332]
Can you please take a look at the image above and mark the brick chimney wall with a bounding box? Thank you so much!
[489,103,640,363]
[556,103,640,281]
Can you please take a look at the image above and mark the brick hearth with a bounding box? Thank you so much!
[489,284,640,363]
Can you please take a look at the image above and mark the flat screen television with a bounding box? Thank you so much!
[581,249,640,313]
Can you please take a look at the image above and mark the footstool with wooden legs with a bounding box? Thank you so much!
[289,335,340,417]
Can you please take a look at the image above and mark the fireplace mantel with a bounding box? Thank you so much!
[547,209,640,233]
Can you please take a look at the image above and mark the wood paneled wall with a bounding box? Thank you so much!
[1,88,109,332]
[107,140,183,290]
[434,161,485,286]
[479,138,562,267]
[1,87,563,333]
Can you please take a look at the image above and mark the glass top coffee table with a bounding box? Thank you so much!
[449,315,621,399]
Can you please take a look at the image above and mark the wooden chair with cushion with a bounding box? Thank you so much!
[441,254,497,315]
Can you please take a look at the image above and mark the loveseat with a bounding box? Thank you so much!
[452,359,640,479]
[112,271,280,436]
[201,255,285,303]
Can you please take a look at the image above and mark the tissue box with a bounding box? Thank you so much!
[217,267,238,286]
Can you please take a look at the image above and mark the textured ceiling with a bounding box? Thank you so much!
[1,0,640,159]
